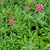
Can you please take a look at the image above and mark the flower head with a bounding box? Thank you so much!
[31,0,34,2]
[8,16,16,25]
[25,6,30,10]
[35,4,44,11]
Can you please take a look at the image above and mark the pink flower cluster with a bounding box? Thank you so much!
[25,1,44,11]
[25,6,30,10]
[8,16,16,25]
[35,4,44,11]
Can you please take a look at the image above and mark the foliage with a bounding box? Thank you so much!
[0,0,50,50]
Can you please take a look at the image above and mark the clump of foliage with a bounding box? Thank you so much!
[0,0,50,50]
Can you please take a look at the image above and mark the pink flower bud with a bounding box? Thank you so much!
[31,0,34,2]
[13,16,15,19]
